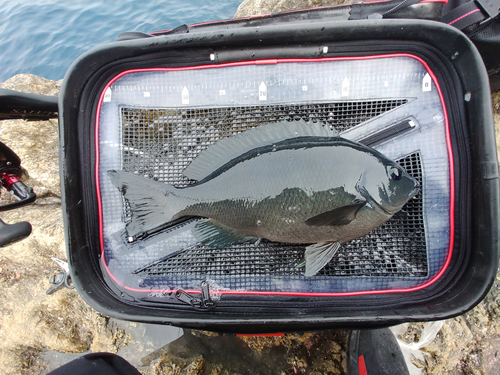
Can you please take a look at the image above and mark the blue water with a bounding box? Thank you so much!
[0,0,241,82]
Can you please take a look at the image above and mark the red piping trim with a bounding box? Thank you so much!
[448,8,481,25]
[95,54,454,297]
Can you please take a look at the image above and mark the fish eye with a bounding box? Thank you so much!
[388,167,402,181]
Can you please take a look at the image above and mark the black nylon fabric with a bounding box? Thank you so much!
[47,353,141,375]
[441,1,486,29]
[349,0,500,79]
[57,0,498,329]
[441,0,500,86]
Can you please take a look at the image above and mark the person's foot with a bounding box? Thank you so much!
[348,328,410,375]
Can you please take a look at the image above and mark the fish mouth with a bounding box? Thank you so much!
[409,186,420,200]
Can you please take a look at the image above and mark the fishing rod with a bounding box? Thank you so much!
[0,88,58,246]
[0,141,36,246]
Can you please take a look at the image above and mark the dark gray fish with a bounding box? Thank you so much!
[109,120,419,276]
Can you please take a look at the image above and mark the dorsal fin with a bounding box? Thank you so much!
[183,120,338,181]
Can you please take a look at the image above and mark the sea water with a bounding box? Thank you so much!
[0,0,241,82]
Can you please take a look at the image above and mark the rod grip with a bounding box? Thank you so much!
[0,218,32,247]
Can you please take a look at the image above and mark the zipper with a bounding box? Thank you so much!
[175,280,215,309]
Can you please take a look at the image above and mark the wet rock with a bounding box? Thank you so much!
[240,330,348,374]
[234,0,356,18]
[184,356,205,375]
[492,90,500,115]
[494,90,500,159]
[150,360,183,375]
[0,116,60,198]
[208,364,228,375]
[239,331,316,354]
[0,74,61,96]
[393,267,500,375]
[191,330,220,338]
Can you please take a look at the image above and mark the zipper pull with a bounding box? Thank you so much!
[175,290,202,308]
[175,281,215,309]
[200,280,214,308]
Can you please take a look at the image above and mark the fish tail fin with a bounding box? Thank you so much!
[107,170,185,238]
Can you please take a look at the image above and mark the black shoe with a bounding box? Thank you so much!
[348,328,410,375]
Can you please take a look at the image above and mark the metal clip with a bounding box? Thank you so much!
[46,257,74,295]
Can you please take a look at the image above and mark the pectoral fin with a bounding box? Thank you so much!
[298,242,341,276]
[305,200,366,226]
[192,219,258,249]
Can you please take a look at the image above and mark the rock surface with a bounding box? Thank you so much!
[234,0,355,18]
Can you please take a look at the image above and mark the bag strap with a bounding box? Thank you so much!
[441,0,499,30]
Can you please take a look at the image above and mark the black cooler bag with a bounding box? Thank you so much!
[59,12,499,332]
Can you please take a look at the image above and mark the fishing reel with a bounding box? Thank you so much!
[0,141,36,247]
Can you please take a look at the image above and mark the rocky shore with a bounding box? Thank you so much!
[1,2,499,374]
